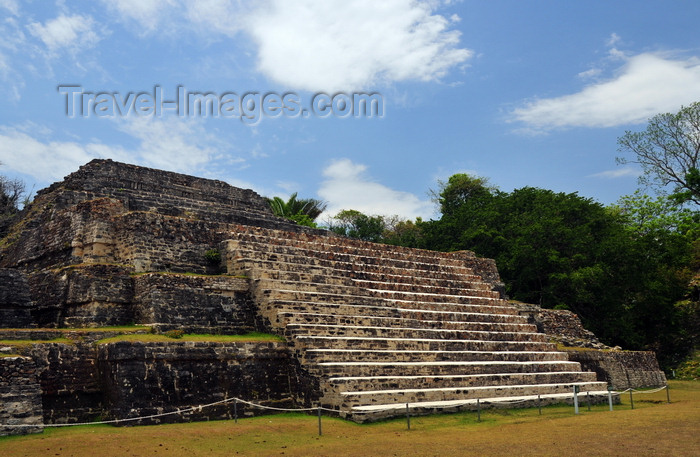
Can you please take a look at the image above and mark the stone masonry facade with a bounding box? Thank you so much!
[0,159,666,433]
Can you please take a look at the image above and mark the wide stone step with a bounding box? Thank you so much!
[293,335,558,353]
[231,256,483,290]
[367,288,502,303]
[353,278,492,294]
[347,390,615,421]
[226,234,474,268]
[262,291,515,313]
[302,349,570,364]
[286,323,548,342]
[262,278,501,305]
[243,265,489,293]
[248,269,359,287]
[278,312,536,333]
[253,279,365,297]
[312,360,580,377]
[265,301,523,323]
[229,245,476,277]
[326,371,599,394]
[338,381,609,409]
[349,269,486,289]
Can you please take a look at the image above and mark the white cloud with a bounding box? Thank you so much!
[27,14,103,55]
[114,117,218,172]
[0,118,235,183]
[588,167,641,179]
[246,0,473,91]
[184,0,251,37]
[0,127,97,182]
[0,0,19,15]
[606,33,621,47]
[577,68,601,80]
[511,52,700,131]
[100,0,178,34]
[98,0,471,91]
[318,158,432,220]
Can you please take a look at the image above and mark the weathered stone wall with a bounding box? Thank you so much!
[26,265,134,328]
[0,269,34,327]
[133,274,254,333]
[97,341,297,424]
[449,251,506,298]
[111,211,229,274]
[29,343,103,424]
[567,350,667,390]
[511,301,605,348]
[0,356,43,436]
[6,342,103,424]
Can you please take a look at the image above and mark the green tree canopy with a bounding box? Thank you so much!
[415,174,697,366]
[328,209,386,242]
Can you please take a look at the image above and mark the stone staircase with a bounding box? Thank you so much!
[224,226,610,421]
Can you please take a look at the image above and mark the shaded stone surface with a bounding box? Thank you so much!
[0,356,43,435]
[0,269,34,327]
[567,350,667,390]
[97,341,298,424]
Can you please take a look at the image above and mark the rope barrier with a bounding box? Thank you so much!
[1,396,335,429]
[2,384,670,429]
[613,386,668,395]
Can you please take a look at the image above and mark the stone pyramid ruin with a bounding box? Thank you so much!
[1,160,665,432]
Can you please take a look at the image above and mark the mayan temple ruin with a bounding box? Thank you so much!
[0,159,666,435]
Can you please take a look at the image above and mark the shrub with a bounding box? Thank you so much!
[204,248,221,265]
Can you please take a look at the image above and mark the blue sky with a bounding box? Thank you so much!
[1,1,699,222]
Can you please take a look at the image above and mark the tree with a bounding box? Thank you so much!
[430,173,495,217]
[266,192,328,227]
[617,101,700,205]
[327,209,386,242]
[0,164,26,238]
[613,190,699,237]
[415,174,698,364]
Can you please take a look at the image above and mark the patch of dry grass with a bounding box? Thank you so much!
[2,381,698,457]
[95,332,284,344]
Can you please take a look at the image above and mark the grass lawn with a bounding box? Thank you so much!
[1,381,698,457]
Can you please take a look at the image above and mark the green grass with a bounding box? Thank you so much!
[0,325,149,333]
[2,381,698,457]
[96,332,284,344]
[129,271,248,278]
[0,338,73,346]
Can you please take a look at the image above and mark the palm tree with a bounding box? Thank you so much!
[267,192,328,222]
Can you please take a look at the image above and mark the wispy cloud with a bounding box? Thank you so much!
[588,167,641,179]
[0,117,241,183]
[511,52,700,132]
[100,0,178,35]
[318,158,432,220]
[0,0,19,15]
[27,14,104,56]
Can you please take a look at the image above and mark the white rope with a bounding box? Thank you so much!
[233,398,317,413]
[2,385,669,428]
[613,386,668,395]
[1,396,324,428]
